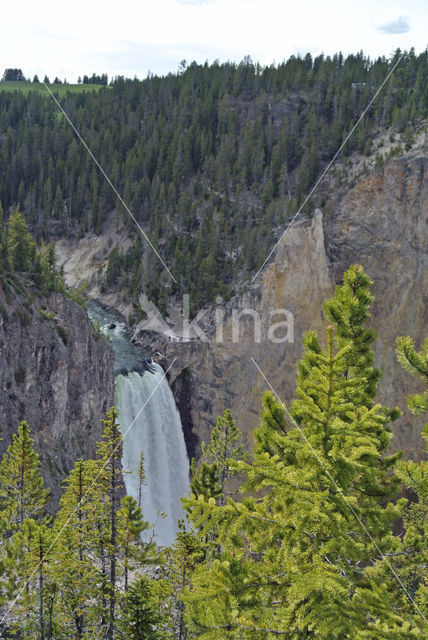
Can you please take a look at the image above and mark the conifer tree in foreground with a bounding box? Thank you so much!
[0,411,166,638]
[118,495,150,592]
[0,421,49,534]
[0,422,50,636]
[168,410,244,640]
[390,336,428,619]
[50,458,101,638]
[189,409,244,506]
[183,265,418,638]
[14,520,56,640]
[95,407,124,640]
[118,575,162,640]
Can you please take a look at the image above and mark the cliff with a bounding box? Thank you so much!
[0,289,115,509]
[133,144,427,460]
[53,141,427,462]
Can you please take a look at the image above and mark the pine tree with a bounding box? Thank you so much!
[137,450,146,509]
[189,460,222,503]
[323,264,381,406]
[167,521,205,640]
[190,409,244,507]
[182,266,413,638]
[96,407,124,640]
[49,418,160,638]
[7,209,35,274]
[388,336,428,624]
[118,576,162,640]
[40,241,61,292]
[201,409,243,497]
[396,336,428,414]
[171,410,244,639]
[51,458,101,639]
[118,495,151,592]
[12,520,57,640]
[0,421,49,534]
[0,201,8,277]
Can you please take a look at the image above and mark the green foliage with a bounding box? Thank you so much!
[323,264,381,404]
[0,421,49,533]
[169,410,245,639]
[0,205,65,295]
[137,450,146,509]
[189,460,222,504]
[7,209,36,273]
[0,410,164,639]
[0,422,50,626]
[0,81,107,96]
[2,68,25,82]
[1,270,428,636]
[51,457,103,638]
[396,336,428,414]
[11,520,58,639]
[118,576,163,640]
[390,336,428,621]
[189,409,244,508]
[182,266,415,638]
[165,520,205,640]
[118,495,151,591]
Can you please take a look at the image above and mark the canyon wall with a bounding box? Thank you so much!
[0,290,115,508]
[134,146,427,459]
[53,143,427,463]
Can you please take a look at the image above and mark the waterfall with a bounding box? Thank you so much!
[86,300,189,547]
[115,365,190,547]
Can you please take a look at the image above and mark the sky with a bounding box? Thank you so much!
[1,0,426,82]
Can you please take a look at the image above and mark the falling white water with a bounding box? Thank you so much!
[86,300,190,547]
[115,365,190,547]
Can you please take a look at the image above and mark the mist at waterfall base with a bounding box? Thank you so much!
[87,301,190,546]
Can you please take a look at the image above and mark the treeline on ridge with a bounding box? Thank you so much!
[0,49,426,311]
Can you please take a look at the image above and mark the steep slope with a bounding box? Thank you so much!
[134,143,427,459]
[0,289,115,508]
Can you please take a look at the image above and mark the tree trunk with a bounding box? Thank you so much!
[39,561,45,640]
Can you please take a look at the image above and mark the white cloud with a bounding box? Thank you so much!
[375,8,411,34]
[176,0,214,4]
[0,0,425,82]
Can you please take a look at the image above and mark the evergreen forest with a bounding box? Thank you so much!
[0,50,426,309]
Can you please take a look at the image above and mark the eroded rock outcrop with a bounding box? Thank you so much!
[134,147,427,459]
[0,290,115,509]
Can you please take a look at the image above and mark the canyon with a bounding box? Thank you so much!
[48,140,428,475]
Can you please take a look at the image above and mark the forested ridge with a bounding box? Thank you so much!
[0,49,426,310]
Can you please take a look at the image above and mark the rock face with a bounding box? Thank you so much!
[0,290,115,509]
[134,209,332,455]
[325,149,427,457]
[53,143,427,463]
[134,147,427,460]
